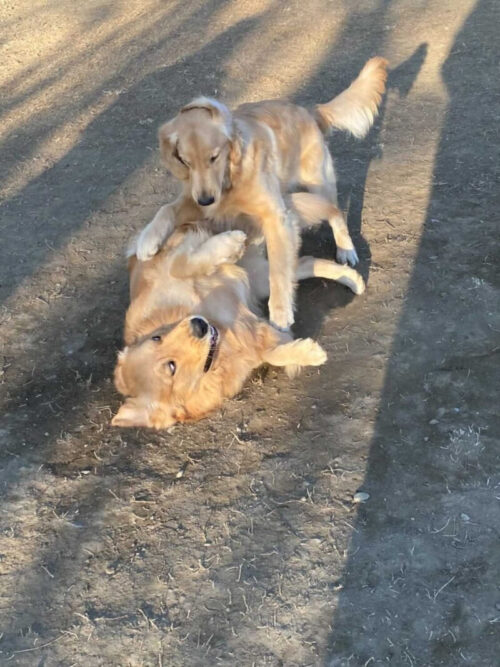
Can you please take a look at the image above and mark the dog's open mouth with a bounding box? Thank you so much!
[203,324,219,373]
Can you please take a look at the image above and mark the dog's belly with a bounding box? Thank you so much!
[142,264,252,328]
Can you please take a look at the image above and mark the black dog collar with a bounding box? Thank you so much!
[203,325,219,372]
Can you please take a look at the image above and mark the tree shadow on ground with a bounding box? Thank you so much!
[0,0,238,306]
[326,1,500,664]
[0,1,432,663]
[0,5,278,657]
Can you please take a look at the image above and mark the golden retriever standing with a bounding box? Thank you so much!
[135,57,387,331]
[112,219,364,429]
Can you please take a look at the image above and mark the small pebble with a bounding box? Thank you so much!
[353,491,370,504]
[460,513,470,522]
[429,419,439,425]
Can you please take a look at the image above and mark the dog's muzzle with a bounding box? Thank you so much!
[197,194,215,207]
[190,316,209,339]
[189,317,219,372]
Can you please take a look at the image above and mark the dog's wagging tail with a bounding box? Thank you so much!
[315,57,388,138]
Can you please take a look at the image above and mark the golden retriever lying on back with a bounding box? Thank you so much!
[112,220,364,429]
[135,57,387,331]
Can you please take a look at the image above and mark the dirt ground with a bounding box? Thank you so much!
[1,0,499,665]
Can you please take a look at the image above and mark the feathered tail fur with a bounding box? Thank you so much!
[315,57,388,139]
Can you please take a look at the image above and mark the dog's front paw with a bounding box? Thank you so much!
[295,338,328,367]
[269,301,294,332]
[337,246,359,267]
[272,324,293,340]
[269,314,295,332]
[136,224,164,261]
[217,230,247,264]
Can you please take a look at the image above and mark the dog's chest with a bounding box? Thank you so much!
[208,212,264,245]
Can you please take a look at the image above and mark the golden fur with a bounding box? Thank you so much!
[135,57,388,331]
[112,221,365,429]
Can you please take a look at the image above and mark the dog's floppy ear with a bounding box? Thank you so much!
[181,97,232,136]
[226,129,244,188]
[112,398,180,429]
[112,398,154,428]
[158,120,189,180]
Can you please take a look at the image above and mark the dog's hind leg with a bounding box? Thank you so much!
[243,247,364,301]
[290,191,358,267]
[296,255,365,295]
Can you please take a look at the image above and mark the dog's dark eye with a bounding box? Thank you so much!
[167,360,176,375]
[151,335,161,342]
[210,152,220,163]
[174,148,189,167]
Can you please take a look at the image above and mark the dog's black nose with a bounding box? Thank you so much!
[190,317,209,339]
[197,194,215,207]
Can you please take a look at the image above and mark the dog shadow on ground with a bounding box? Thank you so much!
[294,41,427,341]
